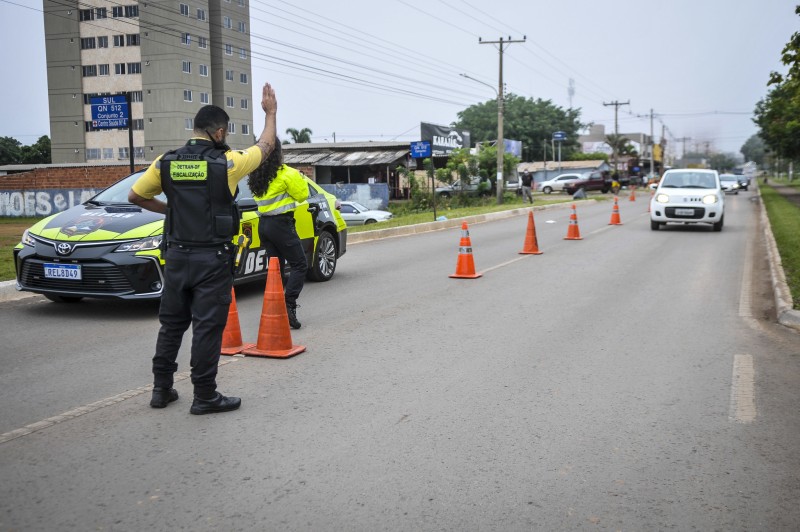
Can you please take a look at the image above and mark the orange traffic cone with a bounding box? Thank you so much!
[564,204,583,240]
[221,287,255,356]
[449,221,482,279]
[519,209,543,255]
[242,257,306,358]
[608,196,623,225]
[629,186,636,201]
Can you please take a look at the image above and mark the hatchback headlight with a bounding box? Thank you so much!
[115,235,163,252]
[655,193,670,203]
[21,229,36,247]
[702,195,719,205]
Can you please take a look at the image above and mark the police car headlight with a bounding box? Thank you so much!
[115,236,163,252]
[21,229,36,247]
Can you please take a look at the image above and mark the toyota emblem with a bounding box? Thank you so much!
[56,242,73,255]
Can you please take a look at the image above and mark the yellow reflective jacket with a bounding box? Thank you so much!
[253,165,310,215]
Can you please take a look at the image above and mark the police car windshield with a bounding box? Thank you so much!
[91,171,167,205]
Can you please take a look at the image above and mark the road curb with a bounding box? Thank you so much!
[759,193,800,333]
[0,279,35,303]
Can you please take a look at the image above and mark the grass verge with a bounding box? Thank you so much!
[761,183,800,309]
[0,217,41,282]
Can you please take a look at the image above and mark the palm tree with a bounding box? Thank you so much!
[285,127,313,144]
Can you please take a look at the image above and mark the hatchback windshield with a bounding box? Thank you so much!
[660,171,716,189]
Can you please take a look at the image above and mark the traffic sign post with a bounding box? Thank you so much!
[552,131,567,172]
[410,141,432,159]
[90,94,134,172]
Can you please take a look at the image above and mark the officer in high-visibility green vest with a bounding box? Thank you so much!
[248,140,309,329]
[129,83,278,415]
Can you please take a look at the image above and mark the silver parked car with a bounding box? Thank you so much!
[338,201,393,225]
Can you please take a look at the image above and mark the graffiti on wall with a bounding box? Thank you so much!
[0,189,99,217]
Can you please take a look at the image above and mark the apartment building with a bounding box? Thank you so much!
[43,1,254,164]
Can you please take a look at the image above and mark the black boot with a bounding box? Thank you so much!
[150,387,178,408]
[189,392,241,415]
[286,302,301,329]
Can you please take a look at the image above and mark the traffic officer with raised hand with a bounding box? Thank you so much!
[248,141,309,329]
[128,83,278,415]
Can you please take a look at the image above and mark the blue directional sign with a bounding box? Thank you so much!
[90,95,129,129]
[552,131,567,142]
[410,141,432,158]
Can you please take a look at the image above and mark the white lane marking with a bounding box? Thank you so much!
[730,354,756,423]
[0,359,239,445]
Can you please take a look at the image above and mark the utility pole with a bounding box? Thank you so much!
[603,100,629,179]
[479,35,526,204]
[649,109,654,182]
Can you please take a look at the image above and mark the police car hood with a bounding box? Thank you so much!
[29,203,164,242]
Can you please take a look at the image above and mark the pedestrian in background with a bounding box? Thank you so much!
[128,82,278,415]
[248,140,310,330]
[521,170,534,204]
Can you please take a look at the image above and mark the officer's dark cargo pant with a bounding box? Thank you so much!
[258,212,307,305]
[152,245,233,398]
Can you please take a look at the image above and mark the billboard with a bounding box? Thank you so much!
[420,122,471,156]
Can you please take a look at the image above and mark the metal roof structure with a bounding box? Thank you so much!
[282,142,410,167]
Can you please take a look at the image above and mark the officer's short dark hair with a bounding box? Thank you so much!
[194,105,229,131]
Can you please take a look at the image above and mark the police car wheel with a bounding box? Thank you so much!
[44,294,84,303]
[308,231,337,282]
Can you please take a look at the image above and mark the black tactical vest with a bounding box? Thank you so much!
[160,139,237,247]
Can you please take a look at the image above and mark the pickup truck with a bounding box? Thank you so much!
[563,171,612,195]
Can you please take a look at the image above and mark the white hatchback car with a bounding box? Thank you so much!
[338,201,393,225]
[650,169,725,231]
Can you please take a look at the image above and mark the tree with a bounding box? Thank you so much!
[740,134,766,165]
[284,127,313,144]
[20,136,51,164]
[708,152,740,173]
[605,134,636,157]
[753,5,800,160]
[454,94,585,162]
[0,136,22,165]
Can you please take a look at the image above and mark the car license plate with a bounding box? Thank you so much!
[675,208,694,216]
[43,263,82,280]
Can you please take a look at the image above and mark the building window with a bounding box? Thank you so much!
[240,98,248,109]
[103,148,114,159]
[130,91,143,102]
[80,37,96,49]
[124,5,139,17]
[225,43,232,55]
[225,70,234,81]
[226,96,234,108]
[240,73,248,84]
[99,64,110,76]
[200,92,209,104]
[228,122,236,134]
[126,34,140,46]
[82,65,97,77]
[238,21,246,33]
[223,16,232,29]
[182,61,191,73]
[199,64,208,77]
[198,36,207,49]
[131,119,144,130]
[112,6,123,17]
[181,33,192,46]
[185,118,193,130]
[113,35,125,47]
[197,8,207,21]
[79,9,94,21]
[239,47,247,59]
[96,7,107,19]
[241,124,249,135]
[119,147,129,159]
[114,63,126,75]
[134,147,145,159]
[127,62,141,74]
[86,149,101,160]
[238,0,245,6]
[98,36,108,48]
[184,90,193,102]
[179,4,189,16]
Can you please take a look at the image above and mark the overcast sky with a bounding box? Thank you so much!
[2,0,797,158]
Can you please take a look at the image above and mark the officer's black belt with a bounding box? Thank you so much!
[260,211,294,218]
[167,241,230,251]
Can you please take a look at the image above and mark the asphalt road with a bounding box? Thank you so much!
[1,193,799,531]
